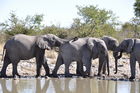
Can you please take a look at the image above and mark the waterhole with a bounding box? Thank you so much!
[0,78,139,93]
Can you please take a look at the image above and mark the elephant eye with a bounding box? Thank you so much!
[52,37,55,40]
[43,37,48,41]
[49,38,55,45]
[43,38,51,43]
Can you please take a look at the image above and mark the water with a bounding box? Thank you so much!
[0,78,139,93]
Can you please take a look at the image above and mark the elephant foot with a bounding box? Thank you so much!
[76,70,81,75]
[77,73,84,77]
[0,73,7,78]
[44,69,50,75]
[102,72,107,75]
[45,71,50,76]
[52,70,58,77]
[129,76,135,80]
[16,74,21,78]
[81,72,90,78]
[97,73,101,77]
[35,74,40,78]
[82,74,90,78]
[51,73,58,78]
[65,74,72,77]
[12,74,21,78]
[45,73,51,77]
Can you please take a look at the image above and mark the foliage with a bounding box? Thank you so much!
[41,25,69,38]
[131,0,140,38]
[70,5,118,37]
[0,5,135,43]
[134,0,140,17]
[0,12,44,36]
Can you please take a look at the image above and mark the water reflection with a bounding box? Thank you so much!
[0,78,139,93]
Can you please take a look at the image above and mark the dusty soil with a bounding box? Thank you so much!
[0,47,140,80]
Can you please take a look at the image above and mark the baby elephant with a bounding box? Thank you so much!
[114,38,140,79]
[52,37,109,77]
[1,34,67,78]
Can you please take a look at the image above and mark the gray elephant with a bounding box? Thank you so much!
[101,36,119,74]
[75,36,119,75]
[52,37,109,77]
[114,38,139,79]
[1,34,70,77]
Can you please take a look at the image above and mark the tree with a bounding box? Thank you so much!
[0,12,44,36]
[25,14,44,30]
[70,5,118,37]
[132,0,140,38]
[134,0,140,17]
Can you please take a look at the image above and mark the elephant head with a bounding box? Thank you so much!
[102,36,119,51]
[36,34,68,50]
[114,38,136,74]
[117,39,135,53]
[87,38,110,76]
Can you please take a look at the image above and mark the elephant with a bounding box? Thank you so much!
[101,36,119,74]
[114,38,139,79]
[75,36,119,75]
[1,34,72,78]
[52,37,109,77]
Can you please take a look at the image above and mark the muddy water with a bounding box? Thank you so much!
[0,78,139,93]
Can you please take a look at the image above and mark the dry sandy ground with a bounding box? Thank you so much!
[0,45,140,80]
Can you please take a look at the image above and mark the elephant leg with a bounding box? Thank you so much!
[35,50,45,77]
[98,58,104,76]
[129,56,136,80]
[76,61,84,76]
[35,60,42,77]
[102,62,106,75]
[85,62,91,76]
[138,61,140,71]
[76,61,80,75]
[83,59,91,76]
[0,55,11,77]
[42,57,50,76]
[64,61,71,77]
[103,55,110,76]
[52,54,63,77]
[12,61,20,78]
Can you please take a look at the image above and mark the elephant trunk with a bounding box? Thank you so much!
[114,58,118,74]
[55,38,67,47]
[106,55,110,76]
[113,51,123,74]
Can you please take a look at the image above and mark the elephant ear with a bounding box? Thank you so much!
[127,39,134,53]
[87,38,94,51]
[102,36,118,51]
[36,36,51,50]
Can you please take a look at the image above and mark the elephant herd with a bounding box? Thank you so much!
[0,34,140,80]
